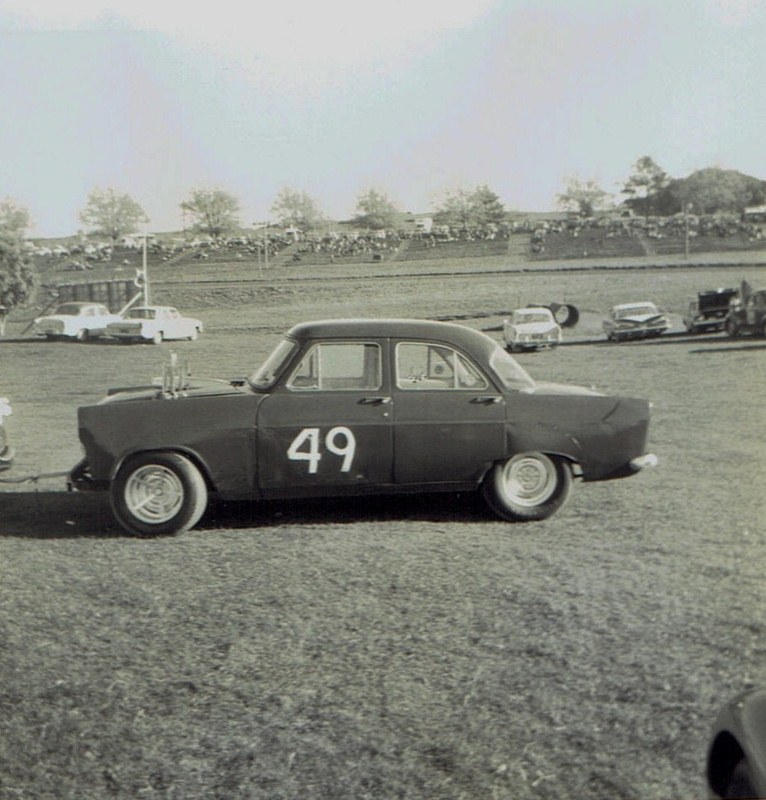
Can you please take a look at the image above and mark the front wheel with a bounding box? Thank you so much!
[483,452,572,522]
[111,452,208,536]
[725,319,740,338]
[151,330,164,345]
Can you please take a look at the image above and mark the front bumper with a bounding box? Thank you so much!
[628,453,659,472]
[0,443,15,471]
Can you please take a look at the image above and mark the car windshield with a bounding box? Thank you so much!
[616,304,657,318]
[55,304,88,315]
[127,309,156,319]
[488,345,536,392]
[249,338,298,389]
[514,311,551,324]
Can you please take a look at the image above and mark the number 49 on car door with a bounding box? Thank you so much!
[255,341,393,492]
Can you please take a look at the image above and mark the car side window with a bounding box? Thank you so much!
[286,342,382,391]
[396,342,487,390]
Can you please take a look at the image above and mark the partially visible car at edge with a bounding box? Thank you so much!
[683,288,737,334]
[105,306,203,344]
[603,302,670,342]
[69,318,658,537]
[503,307,562,352]
[33,302,122,341]
[725,288,766,338]
[0,396,14,471]
[707,687,766,799]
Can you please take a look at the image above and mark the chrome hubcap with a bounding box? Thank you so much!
[501,454,556,507]
[124,465,183,523]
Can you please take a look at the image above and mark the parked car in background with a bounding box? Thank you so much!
[70,318,657,536]
[603,302,669,342]
[105,306,203,344]
[0,396,14,471]
[707,687,766,799]
[683,288,738,334]
[725,288,766,338]
[33,302,121,341]
[503,307,562,352]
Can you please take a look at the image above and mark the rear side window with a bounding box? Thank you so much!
[287,343,382,391]
[396,342,487,390]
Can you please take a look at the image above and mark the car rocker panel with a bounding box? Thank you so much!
[70,319,657,536]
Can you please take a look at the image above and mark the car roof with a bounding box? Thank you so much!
[613,302,656,310]
[286,318,498,355]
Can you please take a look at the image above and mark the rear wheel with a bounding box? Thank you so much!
[725,318,740,338]
[75,328,88,341]
[151,330,163,345]
[111,452,208,536]
[483,452,572,522]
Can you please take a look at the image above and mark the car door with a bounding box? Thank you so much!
[392,340,507,485]
[256,340,393,494]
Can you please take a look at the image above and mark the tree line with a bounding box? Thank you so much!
[2,158,766,312]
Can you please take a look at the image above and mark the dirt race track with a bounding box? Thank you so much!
[1,256,765,799]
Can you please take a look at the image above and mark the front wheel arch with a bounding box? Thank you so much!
[482,452,573,522]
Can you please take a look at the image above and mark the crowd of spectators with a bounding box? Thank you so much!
[525,213,766,254]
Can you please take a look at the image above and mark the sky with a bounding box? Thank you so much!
[1,0,765,237]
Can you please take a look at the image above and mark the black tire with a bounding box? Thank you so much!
[725,319,740,338]
[111,452,208,536]
[483,452,572,522]
[75,328,88,342]
[724,758,757,799]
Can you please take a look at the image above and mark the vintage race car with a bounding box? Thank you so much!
[707,687,766,799]
[105,305,203,344]
[503,307,562,352]
[33,302,122,341]
[603,302,669,342]
[0,396,14,471]
[69,319,657,536]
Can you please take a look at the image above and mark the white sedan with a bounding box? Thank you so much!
[503,307,562,352]
[106,306,203,344]
[34,302,122,341]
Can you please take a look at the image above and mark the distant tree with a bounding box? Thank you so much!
[621,156,671,217]
[0,200,36,313]
[0,198,32,238]
[471,184,506,225]
[270,188,325,231]
[180,188,240,239]
[672,167,766,215]
[433,185,506,228]
[352,189,400,230]
[79,188,149,243]
[433,188,477,228]
[556,177,612,217]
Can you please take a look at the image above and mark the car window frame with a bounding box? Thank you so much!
[394,340,490,391]
[285,340,384,392]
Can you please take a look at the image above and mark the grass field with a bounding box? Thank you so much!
[1,253,765,799]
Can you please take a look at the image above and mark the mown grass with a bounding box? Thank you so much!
[1,252,765,799]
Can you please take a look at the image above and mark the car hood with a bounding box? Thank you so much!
[614,313,666,325]
[100,377,250,404]
[512,322,559,334]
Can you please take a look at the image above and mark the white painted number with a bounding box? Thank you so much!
[287,427,356,474]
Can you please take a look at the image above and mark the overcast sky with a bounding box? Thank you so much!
[1,0,764,237]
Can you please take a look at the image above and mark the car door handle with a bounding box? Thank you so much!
[470,395,501,404]
[359,396,391,405]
